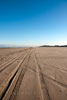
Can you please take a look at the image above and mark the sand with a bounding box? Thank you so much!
[0,47,67,100]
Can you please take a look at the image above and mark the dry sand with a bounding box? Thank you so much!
[0,47,67,100]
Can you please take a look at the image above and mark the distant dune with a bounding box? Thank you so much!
[40,45,67,47]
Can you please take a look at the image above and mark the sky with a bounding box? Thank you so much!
[0,0,67,46]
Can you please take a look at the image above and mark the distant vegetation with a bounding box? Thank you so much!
[40,45,67,47]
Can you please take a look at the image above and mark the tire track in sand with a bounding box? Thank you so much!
[35,54,51,100]
[9,51,31,100]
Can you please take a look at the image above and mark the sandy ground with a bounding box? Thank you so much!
[0,48,27,65]
[0,47,67,100]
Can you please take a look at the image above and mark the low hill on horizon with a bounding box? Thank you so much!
[40,45,67,47]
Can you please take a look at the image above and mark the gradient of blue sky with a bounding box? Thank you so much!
[0,0,67,46]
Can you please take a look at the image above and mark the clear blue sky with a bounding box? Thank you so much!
[0,0,67,46]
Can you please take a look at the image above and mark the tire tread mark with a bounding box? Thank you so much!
[35,54,52,100]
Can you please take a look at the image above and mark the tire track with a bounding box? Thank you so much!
[26,60,67,89]
[0,48,29,67]
[35,52,67,88]
[0,49,30,72]
[42,62,67,72]
[0,48,29,66]
[9,50,32,100]
[35,54,51,100]
[0,49,31,100]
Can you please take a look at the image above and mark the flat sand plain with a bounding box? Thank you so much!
[0,47,67,100]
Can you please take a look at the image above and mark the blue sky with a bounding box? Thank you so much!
[0,0,67,46]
